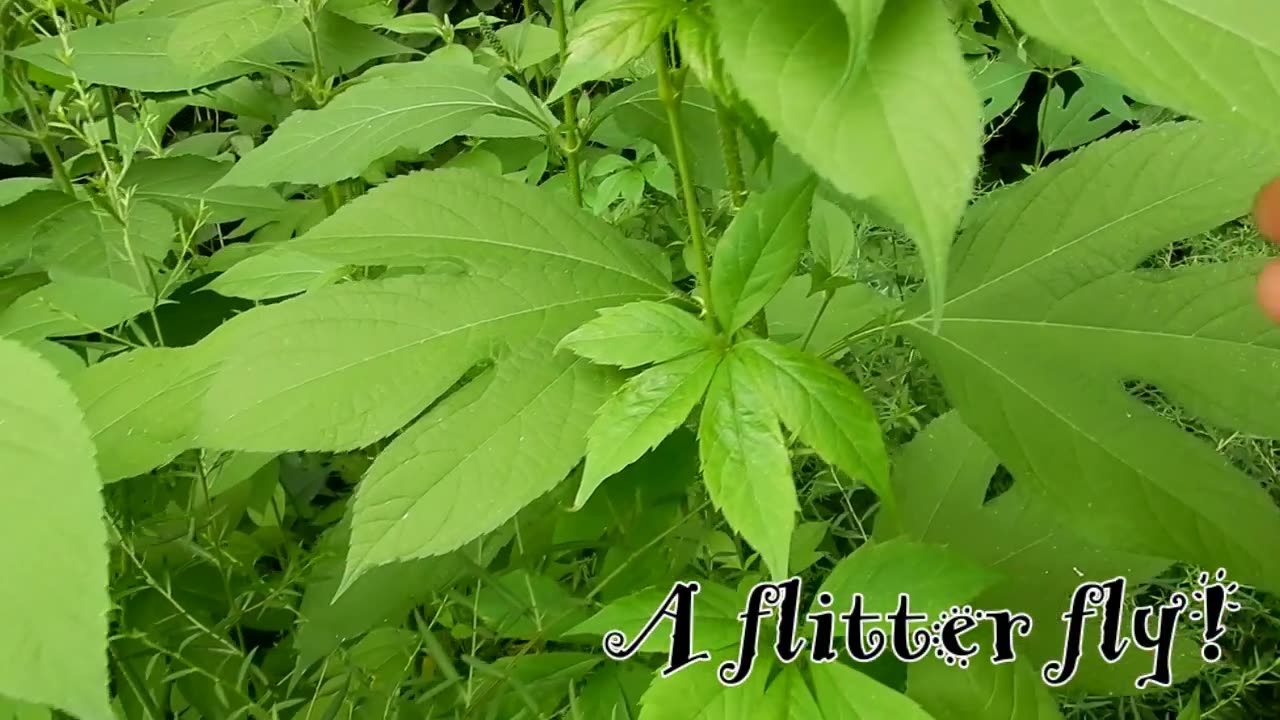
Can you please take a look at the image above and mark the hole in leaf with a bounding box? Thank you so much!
[1136,220,1277,270]
[982,465,1015,504]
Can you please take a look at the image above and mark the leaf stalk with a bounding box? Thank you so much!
[553,0,583,206]
[655,39,719,334]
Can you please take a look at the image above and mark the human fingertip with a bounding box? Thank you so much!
[1257,258,1280,323]
[1254,178,1280,244]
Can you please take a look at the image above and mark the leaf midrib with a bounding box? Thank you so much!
[919,170,1217,318]
[913,315,1280,355]
[298,231,672,293]
[210,290,656,426]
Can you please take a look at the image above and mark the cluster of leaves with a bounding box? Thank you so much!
[1,0,1280,718]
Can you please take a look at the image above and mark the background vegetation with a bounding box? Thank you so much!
[1,0,1278,718]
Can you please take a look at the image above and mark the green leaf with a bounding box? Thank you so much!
[122,155,285,224]
[595,75,756,191]
[0,191,80,268]
[205,248,347,300]
[576,350,720,508]
[1176,690,1202,720]
[194,169,668,453]
[712,0,982,323]
[0,177,52,207]
[575,664,652,720]
[548,0,683,101]
[486,653,602,718]
[899,123,1280,595]
[636,648,772,720]
[0,136,29,166]
[0,697,52,720]
[326,0,396,25]
[876,412,1204,693]
[674,1,727,102]
[811,662,938,720]
[185,170,668,586]
[295,520,472,668]
[1038,69,1133,153]
[341,348,616,590]
[380,12,444,35]
[997,0,1280,140]
[73,346,216,482]
[14,13,411,92]
[816,536,997,622]
[168,0,304,74]
[31,201,174,293]
[973,54,1034,124]
[808,195,858,276]
[698,348,795,580]
[0,275,156,341]
[568,580,744,654]
[29,339,86,380]
[764,275,897,359]
[559,300,712,369]
[908,653,1063,720]
[216,59,507,187]
[734,338,890,502]
[474,569,592,640]
[0,339,111,720]
[709,178,817,334]
[496,20,560,70]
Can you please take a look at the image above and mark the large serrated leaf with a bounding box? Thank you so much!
[167,0,304,73]
[998,0,1280,141]
[548,0,683,101]
[222,168,669,286]
[576,349,721,508]
[711,0,982,322]
[13,12,410,92]
[734,338,890,501]
[158,169,673,584]
[568,580,744,654]
[122,155,285,223]
[0,339,112,720]
[0,191,82,268]
[698,348,796,581]
[341,346,618,588]
[636,648,772,720]
[898,123,1280,594]
[876,412,1204,694]
[0,275,157,341]
[73,346,216,482]
[908,653,1063,720]
[709,179,817,334]
[216,59,509,187]
[815,536,997,627]
[558,300,712,369]
[26,200,174,293]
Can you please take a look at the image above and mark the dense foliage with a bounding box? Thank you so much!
[1,0,1279,718]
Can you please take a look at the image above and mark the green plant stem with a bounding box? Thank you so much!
[553,0,583,206]
[37,134,74,192]
[100,86,119,158]
[304,3,325,96]
[10,71,74,193]
[110,644,164,720]
[655,41,719,333]
[800,290,834,351]
[714,99,746,209]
